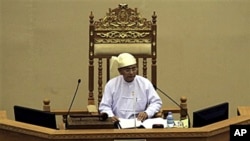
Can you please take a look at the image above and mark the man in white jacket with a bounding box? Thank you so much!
[99,53,162,123]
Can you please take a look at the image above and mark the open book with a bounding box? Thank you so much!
[118,118,167,129]
[118,118,189,129]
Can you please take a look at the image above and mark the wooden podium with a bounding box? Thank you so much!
[237,106,250,116]
[1,110,250,141]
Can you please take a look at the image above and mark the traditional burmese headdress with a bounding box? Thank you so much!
[110,53,137,78]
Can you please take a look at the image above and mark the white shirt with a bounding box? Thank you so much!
[99,75,162,119]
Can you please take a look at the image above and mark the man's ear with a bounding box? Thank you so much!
[118,68,123,74]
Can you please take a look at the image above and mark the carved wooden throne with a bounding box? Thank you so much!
[88,4,157,109]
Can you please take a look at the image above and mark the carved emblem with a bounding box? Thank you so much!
[94,4,152,30]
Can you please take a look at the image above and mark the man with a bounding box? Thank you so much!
[99,53,162,122]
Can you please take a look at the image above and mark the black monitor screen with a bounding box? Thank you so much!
[14,105,57,129]
[192,102,229,127]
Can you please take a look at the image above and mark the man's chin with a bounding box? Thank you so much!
[125,77,135,82]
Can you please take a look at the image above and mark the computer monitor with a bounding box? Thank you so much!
[192,102,229,127]
[14,105,57,129]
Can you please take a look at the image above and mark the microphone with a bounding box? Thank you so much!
[153,85,191,128]
[66,79,81,119]
[70,112,108,121]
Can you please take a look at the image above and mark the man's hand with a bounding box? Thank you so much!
[137,112,148,121]
[111,116,120,122]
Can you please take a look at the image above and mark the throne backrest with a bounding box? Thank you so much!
[88,4,157,106]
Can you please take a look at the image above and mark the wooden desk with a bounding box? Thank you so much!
[237,106,250,115]
[1,110,250,141]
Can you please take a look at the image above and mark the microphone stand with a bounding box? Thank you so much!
[154,85,191,128]
[65,79,81,127]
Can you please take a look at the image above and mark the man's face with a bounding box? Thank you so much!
[118,64,138,82]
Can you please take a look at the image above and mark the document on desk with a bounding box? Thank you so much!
[118,118,142,129]
[118,118,166,129]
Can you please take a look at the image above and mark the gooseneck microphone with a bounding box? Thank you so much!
[153,85,191,128]
[66,79,81,118]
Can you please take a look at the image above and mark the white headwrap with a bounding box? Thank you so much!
[110,53,137,79]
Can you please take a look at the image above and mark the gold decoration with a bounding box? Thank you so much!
[94,4,152,30]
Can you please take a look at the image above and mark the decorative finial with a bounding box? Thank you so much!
[119,3,128,9]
